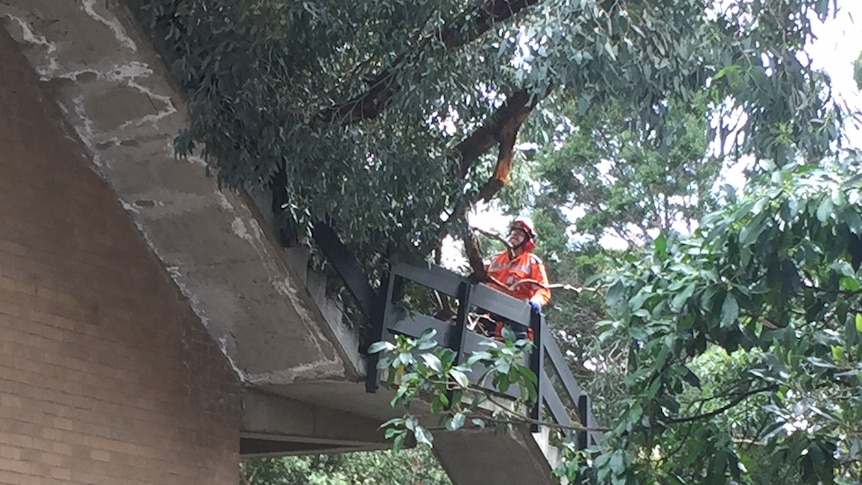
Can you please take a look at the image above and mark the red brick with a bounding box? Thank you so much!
[0,31,240,484]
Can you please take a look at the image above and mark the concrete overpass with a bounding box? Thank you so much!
[0,1,592,483]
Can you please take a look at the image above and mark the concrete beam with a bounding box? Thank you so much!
[433,427,559,485]
[0,0,360,384]
[241,390,390,454]
[240,437,374,458]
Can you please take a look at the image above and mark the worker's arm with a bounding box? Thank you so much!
[529,256,551,307]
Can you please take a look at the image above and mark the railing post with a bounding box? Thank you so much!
[451,282,471,359]
[577,395,590,450]
[447,282,471,407]
[364,271,390,393]
[529,311,544,433]
[311,222,378,318]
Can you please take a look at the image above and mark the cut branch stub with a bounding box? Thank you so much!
[464,232,488,281]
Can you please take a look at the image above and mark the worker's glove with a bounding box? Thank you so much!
[528,300,542,314]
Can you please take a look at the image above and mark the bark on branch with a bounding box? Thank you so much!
[322,0,542,125]
[453,85,552,275]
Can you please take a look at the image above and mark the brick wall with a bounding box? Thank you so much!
[0,31,241,484]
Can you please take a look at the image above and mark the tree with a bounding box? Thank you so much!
[531,98,718,247]
[584,159,862,484]
[375,158,862,484]
[125,0,858,482]
[130,0,843,273]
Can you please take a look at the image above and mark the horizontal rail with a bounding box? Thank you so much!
[312,222,378,317]
[376,262,602,450]
[542,370,575,441]
[469,284,532,327]
[542,325,584,410]
[391,262,467,298]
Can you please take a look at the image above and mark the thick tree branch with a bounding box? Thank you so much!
[464,233,488,281]
[447,85,551,275]
[322,0,542,125]
[456,88,546,177]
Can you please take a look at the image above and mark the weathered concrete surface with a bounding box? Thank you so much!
[434,429,559,485]
[240,390,391,456]
[0,0,359,385]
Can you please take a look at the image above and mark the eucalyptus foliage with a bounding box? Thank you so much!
[533,99,718,246]
[130,0,842,267]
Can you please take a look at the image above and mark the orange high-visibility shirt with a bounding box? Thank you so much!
[485,250,551,306]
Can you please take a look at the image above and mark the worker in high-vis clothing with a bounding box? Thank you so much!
[482,217,551,339]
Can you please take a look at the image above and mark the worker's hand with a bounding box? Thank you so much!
[528,300,542,314]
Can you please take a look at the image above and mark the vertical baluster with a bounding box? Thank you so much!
[577,395,590,450]
[447,282,471,407]
[364,271,391,393]
[529,311,544,433]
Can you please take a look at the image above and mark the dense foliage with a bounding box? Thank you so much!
[532,99,718,246]
[373,160,862,484]
[239,448,450,485]
[590,160,862,484]
[131,0,842,267]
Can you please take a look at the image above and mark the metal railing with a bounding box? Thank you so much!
[367,262,602,450]
[311,223,602,450]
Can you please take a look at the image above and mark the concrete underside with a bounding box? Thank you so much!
[0,0,360,386]
[0,1,561,482]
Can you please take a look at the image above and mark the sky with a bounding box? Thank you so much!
[441,4,862,265]
[808,2,862,144]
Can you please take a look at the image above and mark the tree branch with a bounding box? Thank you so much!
[478,393,609,432]
[456,87,550,177]
[321,0,543,125]
[471,226,513,251]
[666,385,777,424]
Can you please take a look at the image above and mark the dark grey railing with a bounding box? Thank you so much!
[311,222,602,450]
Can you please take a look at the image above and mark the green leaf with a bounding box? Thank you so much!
[449,369,469,388]
[419,328,438,342]
[816,196,834,222]
[720,293,739,327]
[367,341,393,354]
[414,425,434,447]
[655,233,668,258]
[609,451,625,475]
[417,339,437,350]
[832,188,847,207]
[831,344,844,361]
[606,281,626,307]
[380,417,402,429]
[405,416,417,431]
[466,351,493,366]
[447,413,466,431]
[856,313,862,333]
[421,354,442,373]
[392,433,406,451]
[671,283,696,310]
